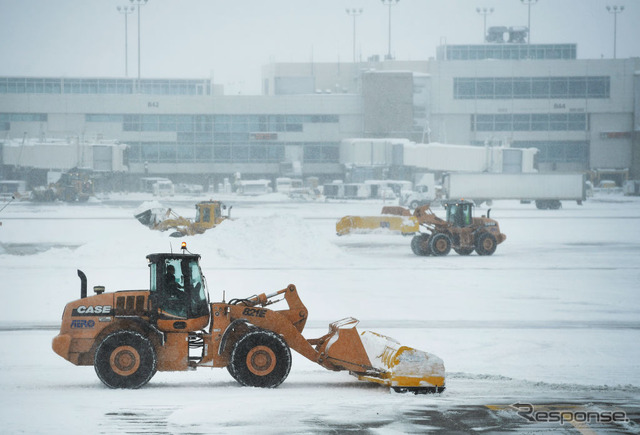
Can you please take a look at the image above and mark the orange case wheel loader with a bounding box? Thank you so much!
[52,245,445,393]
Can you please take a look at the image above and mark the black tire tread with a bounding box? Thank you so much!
[94,330,157,389]
[229,330,291,388]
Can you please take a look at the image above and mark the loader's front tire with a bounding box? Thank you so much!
[429,233,452,256]
[411,234,431,256]
[94,330,156,389]
[475,232,497,256]
[230,330,291,388]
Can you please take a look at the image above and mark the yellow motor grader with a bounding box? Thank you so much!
[52,244,445,393]
[135,200,231,237]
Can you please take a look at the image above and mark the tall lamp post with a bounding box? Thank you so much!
[117,5,135,77]
[520,0,537,44]
[606,5,625,59]
[346,8,363,63]
[476,7,494,43]
[381,0,399,60]
[130,0,149,83]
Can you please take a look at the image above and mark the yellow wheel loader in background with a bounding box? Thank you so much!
[52,244,445,393]
[135,200,231,237]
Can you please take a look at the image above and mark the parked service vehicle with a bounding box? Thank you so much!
[153,180,175,197]
[399,174,437,209]
[0,180,26,199]
[623,180,640,196]
[236,179,272,195]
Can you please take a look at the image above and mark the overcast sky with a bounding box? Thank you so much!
[0,0,638,94]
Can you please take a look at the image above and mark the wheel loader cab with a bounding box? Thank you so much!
[195,204,212,225]
[195,201,229,228]
[445,200,474,227]
[147,253,210,332]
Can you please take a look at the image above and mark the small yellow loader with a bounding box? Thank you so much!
[135,200,231,237]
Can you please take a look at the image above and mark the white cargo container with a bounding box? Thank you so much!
[442,173,587,209]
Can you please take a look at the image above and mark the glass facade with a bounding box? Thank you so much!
[0,113,48,122]
[86,113,340,164]
[438,44,577,61]
[0,77,210,95]
[454,76,610,99]
[472,113,588,132]
[0,112,48,130]
[512,141,589,164]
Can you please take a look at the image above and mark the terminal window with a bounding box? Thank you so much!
[455,76,609,99]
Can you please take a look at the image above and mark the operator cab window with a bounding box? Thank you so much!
[462,205,472,226]
[149,256,209,320]
[160,258,187,318]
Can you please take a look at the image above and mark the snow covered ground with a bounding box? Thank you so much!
[1,192,639,433]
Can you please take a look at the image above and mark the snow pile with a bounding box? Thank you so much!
[194,213,347,268]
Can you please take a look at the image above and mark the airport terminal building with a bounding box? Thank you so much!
[1,41,639,189]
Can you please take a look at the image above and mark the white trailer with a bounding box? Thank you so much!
[442,173,587,209]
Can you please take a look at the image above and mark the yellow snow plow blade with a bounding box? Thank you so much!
[336,215,419,236]
[355,330,445,393]
[313,318,445,393]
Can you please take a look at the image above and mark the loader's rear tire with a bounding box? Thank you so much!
[454,247,474,256]
[230,330,291,388]
[475,232,497,256]
[94,330,156,389]
[411,234,431,256]
[429,233,452,256]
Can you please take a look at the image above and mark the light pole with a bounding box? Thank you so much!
[520,0,537,44]
[606,5,625,59]
[381,0,399,60]
[346,8,363,63]
[117,5,135,77]
[130,0,148,83]
[476,7,494,43]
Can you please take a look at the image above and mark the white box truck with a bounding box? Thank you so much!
[442,173,586,209]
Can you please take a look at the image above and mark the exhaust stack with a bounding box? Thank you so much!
[77,269,87,299]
